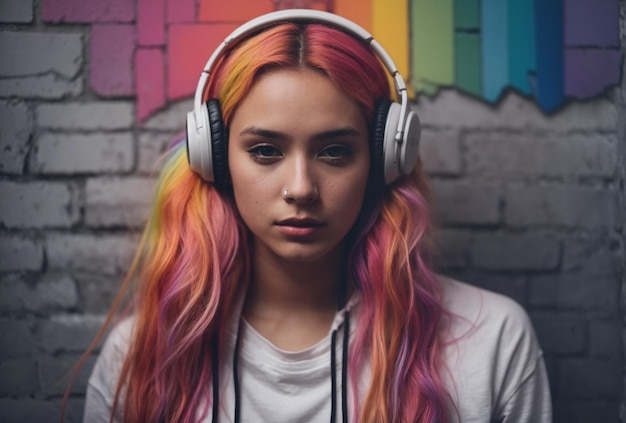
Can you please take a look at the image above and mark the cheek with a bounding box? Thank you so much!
[230,168,258,215]
[232,178,263,211]
[329,170,369,220]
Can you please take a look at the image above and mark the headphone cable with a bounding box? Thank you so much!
[212,311,350,423]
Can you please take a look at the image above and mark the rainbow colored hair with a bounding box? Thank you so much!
[68,22,450,423]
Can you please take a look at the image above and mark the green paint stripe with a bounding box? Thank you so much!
[454,0,480,29]
[455,32,482,97]
[410,0,454,92]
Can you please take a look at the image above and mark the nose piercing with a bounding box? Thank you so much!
[282,187,289,198]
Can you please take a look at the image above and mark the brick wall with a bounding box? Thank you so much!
[616,0,626,422]
[0,1,624,422]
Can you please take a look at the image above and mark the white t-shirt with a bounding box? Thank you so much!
[84,277,552,422]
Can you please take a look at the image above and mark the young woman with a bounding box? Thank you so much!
[79,9,552,423]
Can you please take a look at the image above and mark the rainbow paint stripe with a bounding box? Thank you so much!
[401,0,621,112]
[130,0,621,121]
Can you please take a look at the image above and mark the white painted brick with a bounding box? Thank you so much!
[529,273,620,312]
[143,99,192,130]
[0,398,85,423]
[431,180,501,225]
[561,234,620,275]
[415,89,617,132]
[0,32,82,78]
[0,100,32,175]
[555,402,621,423]
[437,229,471,268]
[471,232,560,270]
[589,319,622,358]
[559,359,622,399]
[529,312,586,355]
[0,235,43,272]
[504,184,615,229]
[0,0,33,22]
[0,74,83,99]
[0,273,79,312]
[138,131,179,174]
[37,313,104,353]
[0,319,36,357]
[0,358,38,395]
[420,129,462,175]
[65,398,86,423]
[31,132,134,174]
[46,233,138,275]
[75,272,121,314]
[36,101,134,130]
[86,176,155,227]
[39,353,96,395]
[0,181,80,228]
[465,133,617,179]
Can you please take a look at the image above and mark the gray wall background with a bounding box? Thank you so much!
[0,1,624,422]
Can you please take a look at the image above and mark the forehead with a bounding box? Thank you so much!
[230,69,368,134]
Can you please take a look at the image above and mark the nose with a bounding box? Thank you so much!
[283,156,319,204]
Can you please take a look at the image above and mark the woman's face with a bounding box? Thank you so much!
[228,68,370,264]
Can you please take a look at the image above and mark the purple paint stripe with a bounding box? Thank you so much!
[565,0,619,47]
[564,48,623,98]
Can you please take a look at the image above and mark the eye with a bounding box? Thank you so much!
[319,144,353,165]
[247,143,282,164]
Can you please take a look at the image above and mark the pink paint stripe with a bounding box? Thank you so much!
[90,24,135,96]
[167,23,239,100]
[42,0,134,23]
[138,0,166,46]
[167,0,196,23]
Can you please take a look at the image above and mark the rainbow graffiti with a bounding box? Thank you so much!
[47,0,621,121]
[406,0,621,112]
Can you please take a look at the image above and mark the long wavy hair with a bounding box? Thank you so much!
[67,22,450,423]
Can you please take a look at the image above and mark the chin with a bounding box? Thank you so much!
[279,250,330,263]
[273,244,341,264]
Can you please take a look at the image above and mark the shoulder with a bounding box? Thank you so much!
[88,316,136,394]
[437,276,551,422]
[84,316,136,422]
[101,316,136,362]
[438,275,534,344]
[438,274,540,364]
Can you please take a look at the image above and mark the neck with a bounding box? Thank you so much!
[241,241,347,351]
[247,243,345,313]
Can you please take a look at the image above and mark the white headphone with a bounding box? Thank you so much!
[186,9,420,188]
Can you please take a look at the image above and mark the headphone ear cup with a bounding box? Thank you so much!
[399,108,420,176]
[371,99,391,187]
[186,104,213,182]
[381,101,421,184]
[206,99,229,190]
[382,101,402,185]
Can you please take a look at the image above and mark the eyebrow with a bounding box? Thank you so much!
[239,126,361,141]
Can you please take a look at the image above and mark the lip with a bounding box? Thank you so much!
[275,217,324,237]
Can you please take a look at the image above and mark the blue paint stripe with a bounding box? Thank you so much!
[508,0,536,95]
[481,0,509,102]
[534,0,564,111]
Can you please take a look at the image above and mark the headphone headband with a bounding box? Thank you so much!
[187,9,421,186]
[191,9,409,144]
